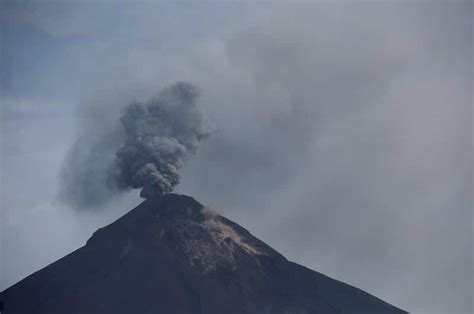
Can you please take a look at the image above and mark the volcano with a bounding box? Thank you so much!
[0,194,406,313]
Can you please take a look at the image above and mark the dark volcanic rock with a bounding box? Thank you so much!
[1,194,407,314]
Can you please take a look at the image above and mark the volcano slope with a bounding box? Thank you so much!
[1,194,407,314]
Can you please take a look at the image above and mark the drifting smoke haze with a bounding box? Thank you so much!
[59,82,210,208]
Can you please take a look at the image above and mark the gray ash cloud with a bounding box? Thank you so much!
[59,82,211,208]
[113,82,211,198]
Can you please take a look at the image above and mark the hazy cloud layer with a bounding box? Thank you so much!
[1,2,472,313]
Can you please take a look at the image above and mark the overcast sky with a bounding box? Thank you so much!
[1,1,472,313]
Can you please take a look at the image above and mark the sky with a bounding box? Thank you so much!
[0,1,472,313]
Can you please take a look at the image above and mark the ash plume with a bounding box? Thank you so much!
[59,82,211,209]
[113,82,211,198]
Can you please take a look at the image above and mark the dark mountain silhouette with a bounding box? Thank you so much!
[0,194,407,313]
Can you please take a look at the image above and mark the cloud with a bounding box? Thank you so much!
[1,1,471,313]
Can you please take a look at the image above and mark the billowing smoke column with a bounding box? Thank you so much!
[112,82,211,198]
[59,82,210,209]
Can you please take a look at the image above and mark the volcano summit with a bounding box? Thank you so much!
[0,194,406,313]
